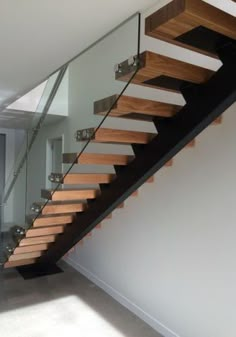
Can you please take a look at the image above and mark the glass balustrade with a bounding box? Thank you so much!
[0,13,141,268]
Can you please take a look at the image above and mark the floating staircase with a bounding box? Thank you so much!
[3,0,236,277]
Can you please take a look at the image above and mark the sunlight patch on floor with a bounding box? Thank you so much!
[0,295,130,337]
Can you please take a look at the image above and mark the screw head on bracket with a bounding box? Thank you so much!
[12,226,26,239]
[48,173,63,183]
[31,203,41,213]
[55,174,63,183]
[5,244,14,256]
[75,128,94,142]
[128,55,139,68]
[48,174,55,182]
[114,63,123,74]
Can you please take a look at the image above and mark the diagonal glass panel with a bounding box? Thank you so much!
[0,69,67,267]
[2,13,141,268]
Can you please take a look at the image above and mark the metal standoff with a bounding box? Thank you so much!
[11,226,26,240]
[75,128,94,142]
[5,245,14,257]
[114,63,122,73]
[128,55,138,67]
[31,203,41,213]
[49,173,63,183]
[48,174,55,182]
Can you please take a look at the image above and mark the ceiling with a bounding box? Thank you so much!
[0,0,156,110]
[0,109,65,129]
[0,0,235,129]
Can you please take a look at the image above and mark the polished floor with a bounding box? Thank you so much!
[0,262,163,337]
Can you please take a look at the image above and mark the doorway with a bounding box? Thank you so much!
[46,136,63,189]
[0,134,6,233]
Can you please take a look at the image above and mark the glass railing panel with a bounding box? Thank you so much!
[0,69,68,266]
[24,14,140,246]
[24,67,69,215]
[1,13,140,267]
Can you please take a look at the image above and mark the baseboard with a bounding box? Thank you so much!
[64,256,180,337]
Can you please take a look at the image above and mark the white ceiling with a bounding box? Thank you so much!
[0,108,65,129]
[0,0,156,109]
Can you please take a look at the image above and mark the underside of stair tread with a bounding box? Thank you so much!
[42,188,104,201]
[19,235,57,246]
[76,127,156,144]
[145,0,236,58]
[116,51,214,92]
[55,173,116,185]
[63,152,134,166]
[27,213,74,227]
[94,94,181,121]
[4,258,38,268]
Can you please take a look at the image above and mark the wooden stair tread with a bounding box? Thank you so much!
[116,51,214,92]
[14,243,50,254]
[42,188,101,201]
[76,127,156,144]
[145,0,236,58]
[54,173,115,185]
[19,235,57,246]
[34,201,87,215]
[4,258,38,269]
[8,251,43,261]
[94,94,181,121]
[27,213,74,227]
[63,153,134,166]
[26,226,65,237]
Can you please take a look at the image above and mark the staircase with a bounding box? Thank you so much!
[3,0,236,277]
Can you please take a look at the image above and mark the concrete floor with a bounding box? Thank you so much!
[0,262,163,337]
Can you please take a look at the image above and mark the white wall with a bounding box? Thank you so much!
[66,102,236,337]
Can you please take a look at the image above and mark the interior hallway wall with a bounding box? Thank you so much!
[66,103,236,337]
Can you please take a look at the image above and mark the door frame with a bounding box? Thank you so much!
[45,135,64,189]
[0,133,6,234]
